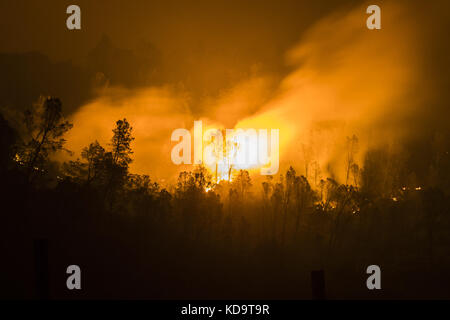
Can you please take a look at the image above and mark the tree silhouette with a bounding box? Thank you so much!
[102,119,135,209]
[17,97,72,183]
[81,141,106,184]
[345,135,359,186]
[1,103,449,299]
[111,118,134,168]
[232,169,252,199]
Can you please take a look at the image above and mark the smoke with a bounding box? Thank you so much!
[63,75,278,184]
[63,86,193,182]
[234,1,430,182]
[64,1,438,185]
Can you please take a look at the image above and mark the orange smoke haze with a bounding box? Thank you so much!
[63,2,431,186]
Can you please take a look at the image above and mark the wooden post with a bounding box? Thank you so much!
[311,270,326,300]
[34,238,49,300]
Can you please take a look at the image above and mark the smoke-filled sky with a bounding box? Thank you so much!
[1,0,449,185]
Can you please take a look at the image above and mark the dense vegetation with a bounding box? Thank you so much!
[1,97,449,299]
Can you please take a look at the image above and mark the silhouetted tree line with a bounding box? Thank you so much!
[0,97,449,299]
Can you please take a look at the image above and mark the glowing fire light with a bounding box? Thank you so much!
[199,126,279,183]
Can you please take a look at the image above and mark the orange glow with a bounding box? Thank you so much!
[61,2,427,188]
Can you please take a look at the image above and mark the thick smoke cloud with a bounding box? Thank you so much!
[63,1,448,185]
[235,1,428,182]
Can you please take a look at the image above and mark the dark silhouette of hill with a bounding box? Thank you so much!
[0,52,92,115]
[0,35,162,117]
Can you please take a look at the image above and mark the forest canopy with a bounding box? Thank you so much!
[0,97,449,299]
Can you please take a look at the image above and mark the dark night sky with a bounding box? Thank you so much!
[0,0,366,109]
[0,0,448,119]
[0,1,448,116]
[0,0,362,61]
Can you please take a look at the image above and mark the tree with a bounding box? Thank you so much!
[81,140,106,183]
[62,159,88,183]
[293,174,315,236]
[110,118,134,168]
[350,163,361,188]
[17,97,73,182]
[345,135,359,185]
[62,140,111,187]
[192,165,213,191]
[175,166,213,196]
[233,170,252,199]
[100,119,135,210]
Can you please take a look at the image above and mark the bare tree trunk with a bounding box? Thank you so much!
[26,129,49,183]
